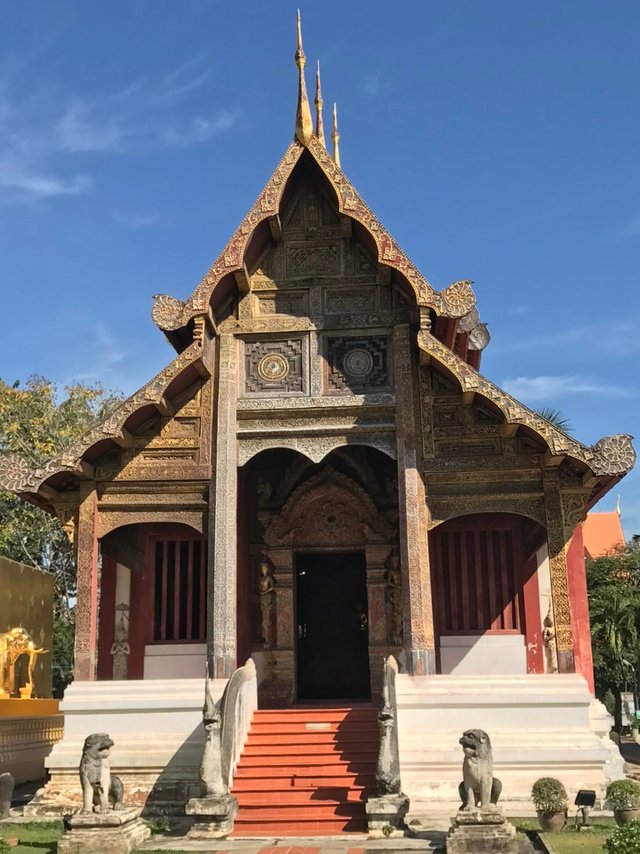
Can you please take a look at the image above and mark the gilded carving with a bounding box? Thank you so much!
[285,244,340,277]
[544,476,573,652]
[263,466,396,548]
[152,137,482,343]
[561,492,590,540]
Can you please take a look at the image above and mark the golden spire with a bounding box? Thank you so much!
[332,102,341,168]
[294,10,313,145]
[314,60,325,147]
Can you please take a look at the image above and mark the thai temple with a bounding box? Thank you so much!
[0,14,635,833]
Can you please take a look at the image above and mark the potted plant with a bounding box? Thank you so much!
[531,777,568,832]
[606,779,640,825]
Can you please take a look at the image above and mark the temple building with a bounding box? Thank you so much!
[0,18,635,825]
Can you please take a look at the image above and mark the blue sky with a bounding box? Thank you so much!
[1,2,638,533]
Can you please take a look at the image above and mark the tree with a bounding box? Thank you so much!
[535,407,572,434]
[0,376,122,695]
[587,540,640,725]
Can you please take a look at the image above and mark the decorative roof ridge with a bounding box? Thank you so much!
[152,137,479,341]
[0,339,208,497]
[418,330,636,477]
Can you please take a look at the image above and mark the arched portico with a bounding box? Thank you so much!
[97,522,207,681]
[238,446,400,704]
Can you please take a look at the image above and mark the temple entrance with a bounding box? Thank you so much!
[295,552,370,701]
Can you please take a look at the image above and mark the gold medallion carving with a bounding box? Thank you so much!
[257,353,290,383]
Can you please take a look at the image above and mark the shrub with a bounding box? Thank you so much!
[603,818,640,853]
[531,777,568,813]
[606,779,640,811]
[0,840,10,854]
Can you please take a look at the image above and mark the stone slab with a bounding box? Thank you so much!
[366,793,410,837]
[58,807,150,854]
[186,794,238,839]
[447,809,518,854]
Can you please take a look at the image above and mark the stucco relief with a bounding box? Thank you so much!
[238,434,397,466]
[262,466,396,548]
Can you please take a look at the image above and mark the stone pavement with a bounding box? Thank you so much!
[137,835,446,853]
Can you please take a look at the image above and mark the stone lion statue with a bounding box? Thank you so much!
[458,729,502,811]
[79,733,124,814]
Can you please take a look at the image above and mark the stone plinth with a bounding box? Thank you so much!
[25,678,226,816]
[366,793,409,837]
[185,794,238,838]
[0,699,63,785]
[57,807,150,854]
[447,808,518,853]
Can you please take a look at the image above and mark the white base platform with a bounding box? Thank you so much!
[26,673,624,815]
[396,673,624,808]
[25,678,226,816]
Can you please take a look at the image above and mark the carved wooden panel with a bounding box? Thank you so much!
[244,337,306,395]
[325,335,390,393]
[285,243,341,278]
[324,286,378,315]
[256,291,308,317]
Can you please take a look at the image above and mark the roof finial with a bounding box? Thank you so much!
[332,102,341,168]
[314,60,325,147]
[294,10,313,145]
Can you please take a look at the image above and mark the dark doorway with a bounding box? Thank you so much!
[296,552,370,700]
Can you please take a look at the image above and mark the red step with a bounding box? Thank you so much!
[230,705,378,836]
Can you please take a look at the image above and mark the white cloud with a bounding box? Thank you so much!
[363,74,379,97]
[55,66,240,154]
[0,152,92,203]
[493,317,640,359]
[113,210,159,228]
[623,216,640,238]
[502,374,633,402]
[0,58,239,205]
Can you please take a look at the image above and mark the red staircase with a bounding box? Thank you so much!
[231,705,379,836]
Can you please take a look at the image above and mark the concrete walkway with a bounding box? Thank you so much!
[137,836,446,853]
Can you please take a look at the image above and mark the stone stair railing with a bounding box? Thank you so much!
[220,657,258,790]
[366,655,409,836]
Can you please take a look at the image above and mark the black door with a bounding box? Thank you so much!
[296,552,370,700]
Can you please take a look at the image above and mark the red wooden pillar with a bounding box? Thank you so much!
[522,553,544,674]
[566,525,595,694]
[128,548,153,679]
[96,555,117,680]
[74,485,100,681]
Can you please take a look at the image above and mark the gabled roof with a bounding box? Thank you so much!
[582,511,625,558]
[418,329,635,489]
[0,339,211,508]
[151,137,484,350]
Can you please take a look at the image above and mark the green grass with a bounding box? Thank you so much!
[0,821,62,854]
[514,818,615,853]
